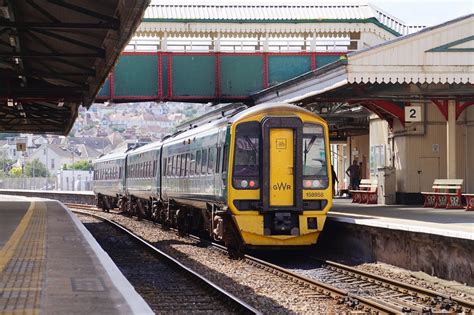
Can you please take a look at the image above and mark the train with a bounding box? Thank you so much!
[92,103,333,256]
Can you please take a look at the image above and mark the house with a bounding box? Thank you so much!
[26,144,82,173]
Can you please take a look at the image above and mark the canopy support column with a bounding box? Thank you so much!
[447,99,457,179]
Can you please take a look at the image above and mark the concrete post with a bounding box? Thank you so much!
[161,32,168,52]
[214,32,221,52]
[263,32,269,52]
[447,100,457,179]
[310,32,317,51]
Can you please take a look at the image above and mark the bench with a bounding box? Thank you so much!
[349,179,378,204]
[421,179,463,209]
[464,194,474,211]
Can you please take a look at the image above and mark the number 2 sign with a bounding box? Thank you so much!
[405,106,422,122]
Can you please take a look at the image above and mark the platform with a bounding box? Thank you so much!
[329,198,474,240]
[0,195,153,314]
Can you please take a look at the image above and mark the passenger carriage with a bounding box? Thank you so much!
[92,150,127,211]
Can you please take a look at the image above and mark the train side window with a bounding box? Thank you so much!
[171,156,175,176]
[190,152,196,176]
[167,157,172,177]
[222,145,229,172]
[215,146,221,173]
[178,154,183,177]
[196,150,201,175]
[162,158,166,177]
[185,153,190,177]
[201,149,208,174]
[208,147,215,174]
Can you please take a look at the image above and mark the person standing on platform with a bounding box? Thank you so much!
[331,164,339,196]
[346,160,360,190]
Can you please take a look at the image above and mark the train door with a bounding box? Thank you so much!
[269,128,294,206]
[262,117,303,213]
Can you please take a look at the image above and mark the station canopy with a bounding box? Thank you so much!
[0,0,149,134]
[254,14,474,131]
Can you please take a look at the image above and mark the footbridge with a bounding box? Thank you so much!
[96,3,423,103]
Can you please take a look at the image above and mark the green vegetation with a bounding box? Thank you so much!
[24,159,49,177]
[64,160,92,171]
[9,166,23,177]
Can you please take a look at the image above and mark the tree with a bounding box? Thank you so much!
[0,158,16,172]
[24,159,49,177]
[65,160,92,171]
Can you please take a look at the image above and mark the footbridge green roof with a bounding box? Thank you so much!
[143,3,425,36]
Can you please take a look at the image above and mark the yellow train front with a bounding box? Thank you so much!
[225,103,332,249]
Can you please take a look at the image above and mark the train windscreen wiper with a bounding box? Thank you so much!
[244,136,258,155]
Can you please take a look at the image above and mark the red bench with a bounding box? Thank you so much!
[464,194,474,211]
[421,179,464,209]
[349,179,378,204]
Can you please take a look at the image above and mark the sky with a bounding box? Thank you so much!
[151,0,473,26]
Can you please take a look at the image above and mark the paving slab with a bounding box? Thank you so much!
[0,195,153,314]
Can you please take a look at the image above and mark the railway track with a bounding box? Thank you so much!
[70,205,474,314]
[73,209,259,315]
[313,259,473,314]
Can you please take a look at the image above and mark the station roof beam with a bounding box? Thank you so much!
[0,0,150,134]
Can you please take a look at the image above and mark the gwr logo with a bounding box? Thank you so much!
[273,182,292,190]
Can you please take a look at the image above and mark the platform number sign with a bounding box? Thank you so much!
[405,106,422,122]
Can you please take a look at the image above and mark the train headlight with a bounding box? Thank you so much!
[233,178,259,189]
[303,178,328,189]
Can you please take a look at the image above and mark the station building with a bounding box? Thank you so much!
[254,14,474,203]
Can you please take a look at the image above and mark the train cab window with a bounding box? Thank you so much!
[196,150,202,175]
[201,149,208,175]
[190,152,196,176]
[302,123,328,189]
[208,147,216,174]
[233,121,260,178]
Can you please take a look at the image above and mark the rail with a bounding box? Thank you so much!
[71,208,260,315]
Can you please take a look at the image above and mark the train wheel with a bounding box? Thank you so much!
[176,209,190,237]
[224,216,245,259]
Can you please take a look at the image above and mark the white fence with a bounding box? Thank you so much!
[0,170,93,191]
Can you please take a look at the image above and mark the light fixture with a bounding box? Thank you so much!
[14,58,20,65]
[9,35,16,47]
[0,7,10,19]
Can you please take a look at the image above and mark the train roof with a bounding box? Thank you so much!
[94,148,127,163]
[94,149,126,164]
[230,102,318,123]
[127,140,163,155]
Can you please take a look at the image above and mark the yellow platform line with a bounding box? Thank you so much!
[2,309,39,315]
[0,201,35,273]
